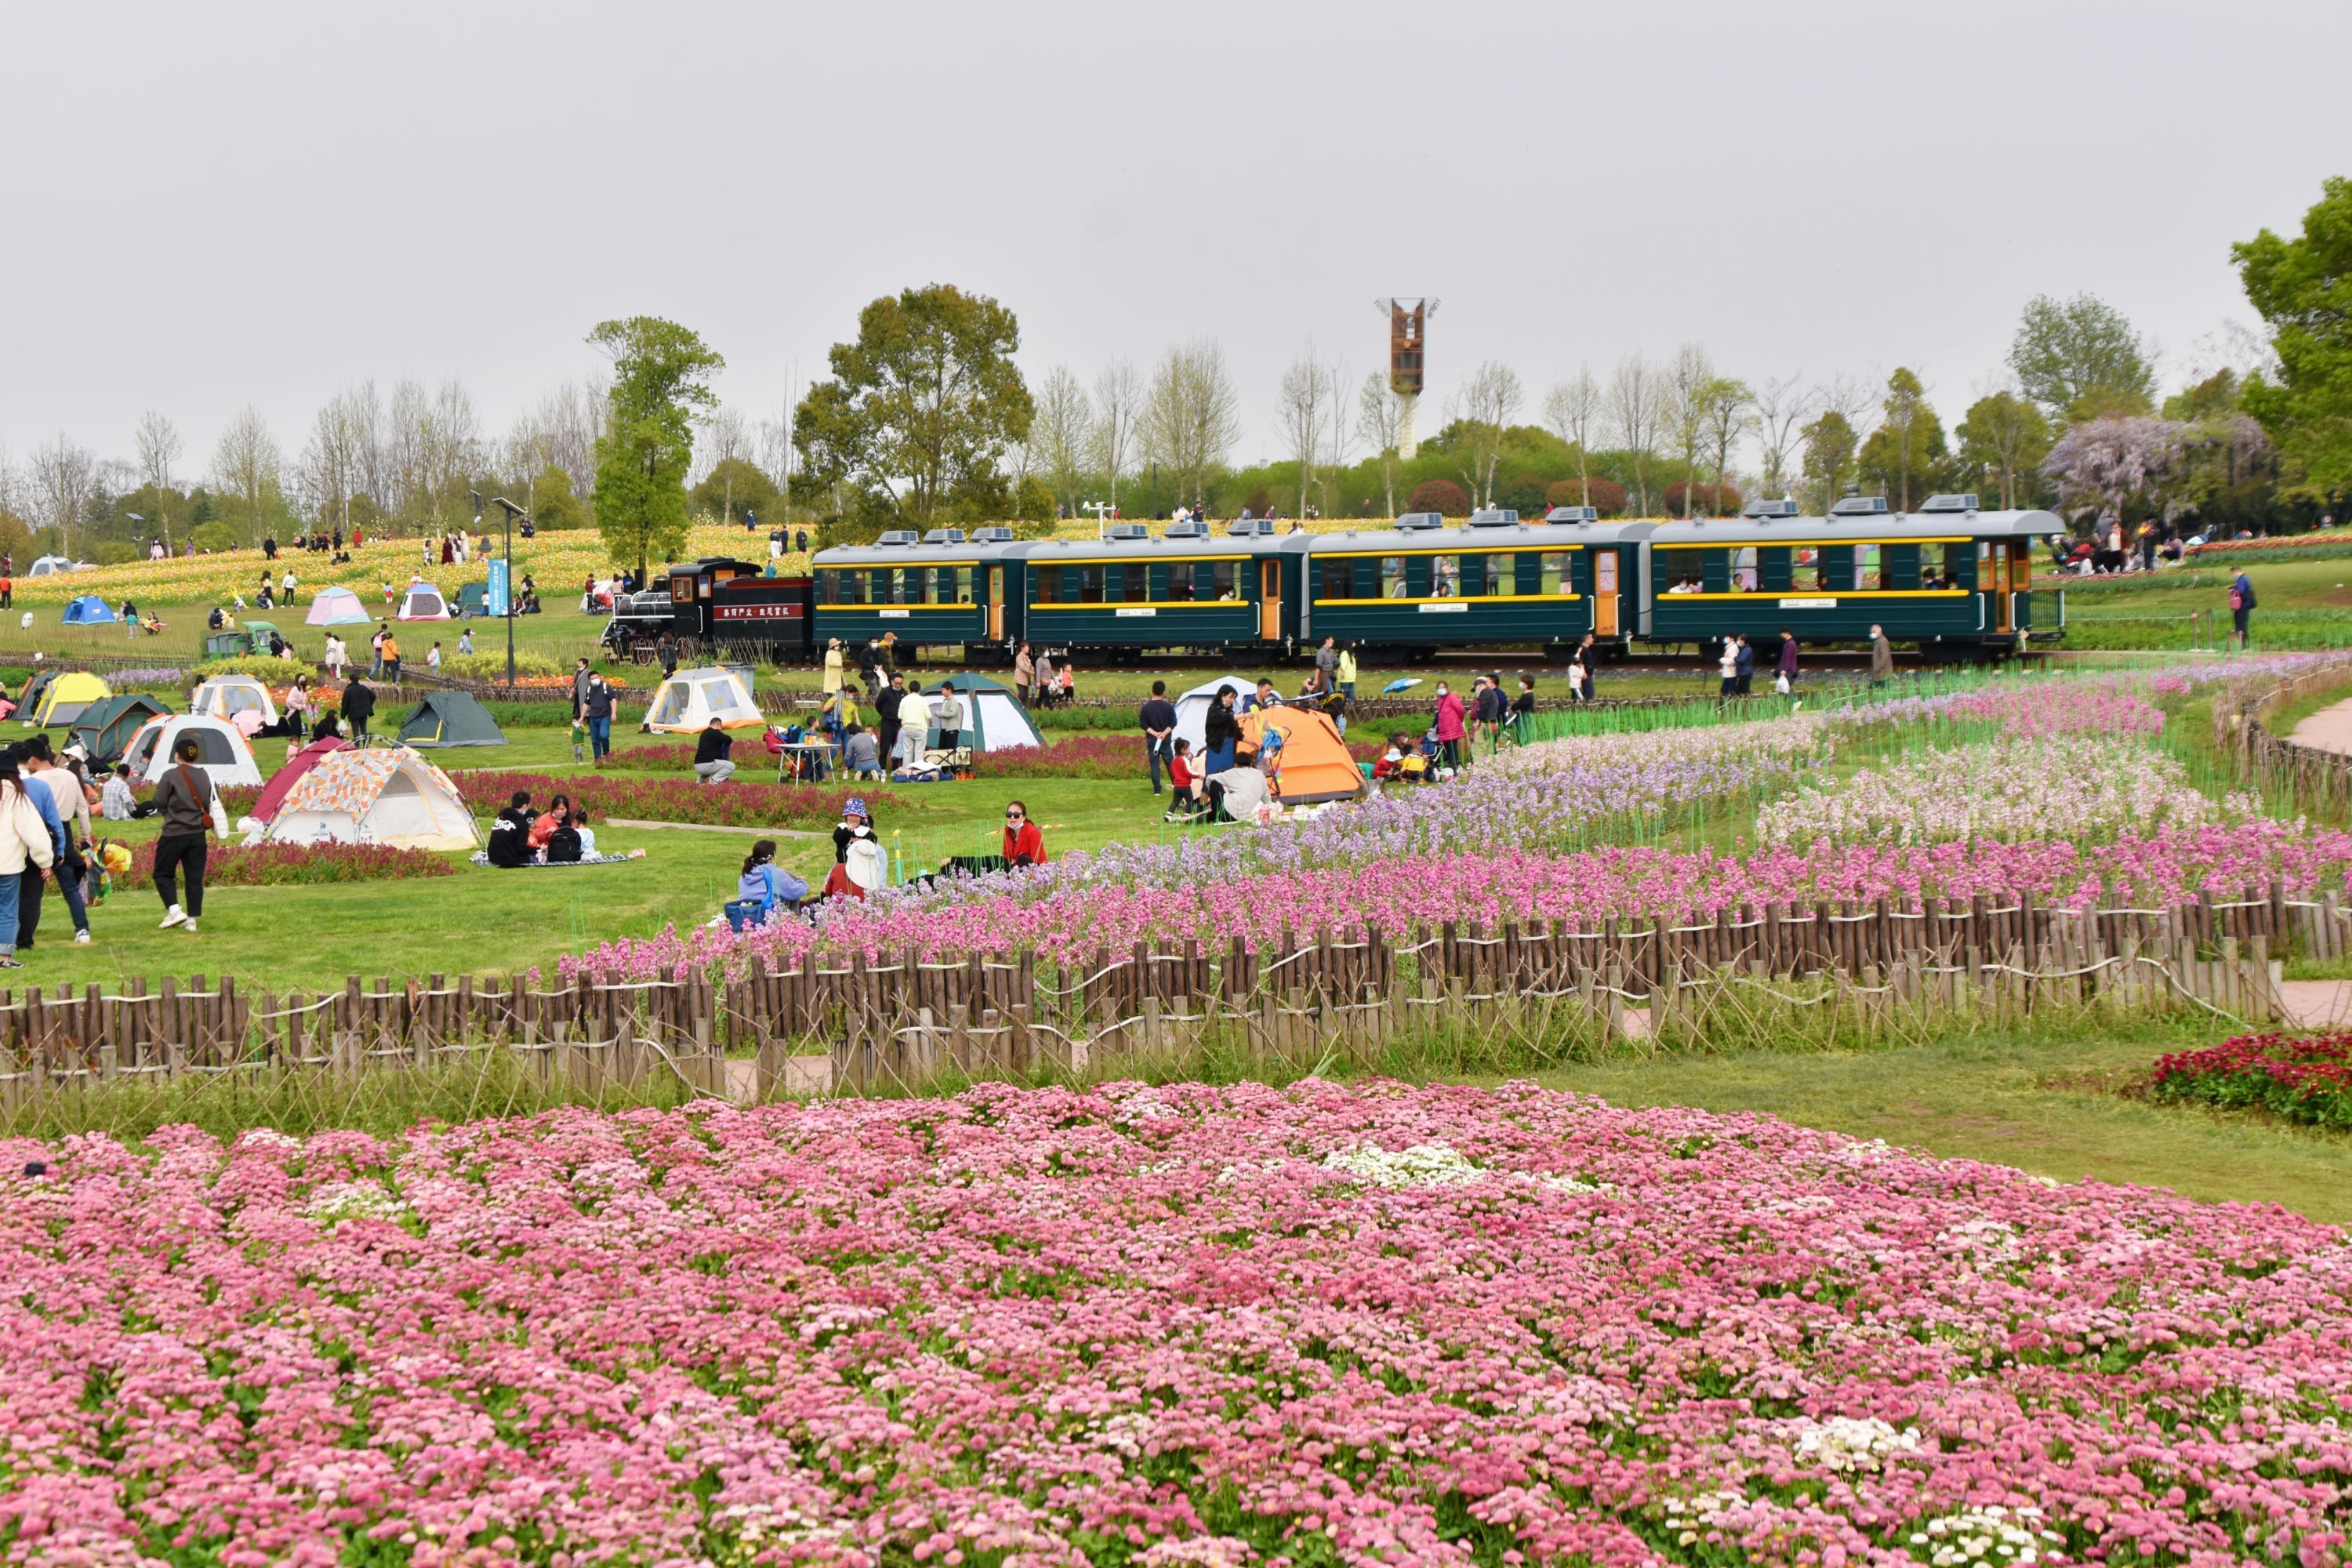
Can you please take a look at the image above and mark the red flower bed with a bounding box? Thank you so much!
[119,840,453,887]
[468,770,894,831]
[2148,1030,2352,1129]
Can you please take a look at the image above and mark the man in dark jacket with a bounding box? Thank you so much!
[340,678,376,739]
[1138,680,1178,794]
[1733,635,1755,696]
[581,673,615,760]
[487,790,535,866]
[692,717,735,785]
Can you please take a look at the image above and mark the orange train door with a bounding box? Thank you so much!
[985,565,1004,641]
[1258,561,1281,641]
[1594,550,1620,636]
[1992,545,2014,633]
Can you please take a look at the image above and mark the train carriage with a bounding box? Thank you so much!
[1639,495,2063,656]
[1301,508,1654,655]
[811,528,1021,655]
[1011,521,1303,658]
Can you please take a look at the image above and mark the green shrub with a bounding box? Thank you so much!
[199,654,311,681]
[441,650,568,681]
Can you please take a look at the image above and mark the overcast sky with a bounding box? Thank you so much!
[2,0,2343,478]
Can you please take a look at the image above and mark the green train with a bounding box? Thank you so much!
[805,497,2064,662]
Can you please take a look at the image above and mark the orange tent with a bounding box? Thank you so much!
[1237,706,1366,804]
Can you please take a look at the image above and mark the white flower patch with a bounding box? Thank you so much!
[1792,1415,1922,1472]
[303,1181,408,1225]
[1943,1218,2022,1265]
[1513,1171,1615,1196]
[1214,1158,1291,1186]
[711,1499,854,1559]
[1662,1489,1747,1548]
[1319,1142,1488,1189]
[235,1129,303,1154]
[1906,1504,2063,1566]
[1829,1138,1897,1168]
[1141,1537,1260,1567]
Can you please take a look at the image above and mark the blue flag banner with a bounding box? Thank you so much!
[487,558,510,618]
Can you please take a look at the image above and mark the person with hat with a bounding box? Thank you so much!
[822,637,844,699]
[825,797,884,898]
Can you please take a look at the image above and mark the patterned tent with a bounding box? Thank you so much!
[261,746,475,851]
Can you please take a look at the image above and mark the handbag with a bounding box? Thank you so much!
[2228,589,2245,611]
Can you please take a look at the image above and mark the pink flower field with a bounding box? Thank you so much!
[7,1083,2351,1566]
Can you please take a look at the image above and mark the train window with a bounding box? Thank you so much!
[1852,543,1884,590]
[815,571,837,606]
[1790,546,1821,592]
[1429,555,1462,597]
[953,566,974,603]
[1166,562,1195,601]
[837,570,864,605]
[670,574,691,603]
[1321,558,1354,601]
[1480,556,1508,596]
[1076,565,1105,603]
[1210,560,1239,601]
[1919,543,1952,588]
[1118,564,1148,603]
[1540,552,1570,594]
[1659,548,1709,593]
[1033,567,1059,604]
[1381,557,1408,597]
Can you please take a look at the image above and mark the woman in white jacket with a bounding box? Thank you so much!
[0,757,58,969]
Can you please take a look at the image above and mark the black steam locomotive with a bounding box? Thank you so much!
[601,557,816,661]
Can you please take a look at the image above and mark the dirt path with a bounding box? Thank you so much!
[2290,698,2352,756]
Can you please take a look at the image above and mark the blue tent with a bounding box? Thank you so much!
[61,596,117,625]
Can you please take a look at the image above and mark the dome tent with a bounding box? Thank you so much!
[189,674,279,729]
[395,583,451,621]
[920,673,1043,752]
[1172,675,1259,756]
[28,556,77,576]
[262,746,475,851]
[29,671,112,728]
[642,666,763,734]
[397,688,506,748]
[70,694,171,767]
[60,596,116,626]
[305,586,371,626]
[249,735,350,823]
[119,713,265,788]
[1236,706,1366,804]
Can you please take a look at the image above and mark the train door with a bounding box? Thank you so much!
[1594,549,1620,636]
[1258,561,1281,641]
[1991,544,2013,633]
[985,565,1005,641]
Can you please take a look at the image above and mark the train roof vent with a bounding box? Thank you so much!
[1544,506,1599,524]
[1393,512,1446,531]
[969,526,1015,543]
[1743,498,1801,519]
[1105,523,1150,541]
[1829,496,1889,517]
[874,529,922,546]
[1163,519,1210,539]
[1468,508,1520,527]
[1226,518,1276,536]
[1919,492,1980,514]
[920,528,966,544]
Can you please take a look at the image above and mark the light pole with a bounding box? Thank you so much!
[491,496,527,690]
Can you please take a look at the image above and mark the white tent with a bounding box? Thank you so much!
[1173,676,1260,756]
[120,713,265,788]
[189,674,279,729]
[306,586,371,626]
[396,583,451,621]
[643,666,764,734]
[920,676,1042,752]
[262,746,477,851]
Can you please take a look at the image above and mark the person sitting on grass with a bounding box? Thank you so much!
[528,792,570,851]
[545,808,584,864]
[1002,800,1047,868]
[693,717,736,785]
[102,764,137,821]
[733,839,808,925]
[843,723,883,780]
[488,790,535,867]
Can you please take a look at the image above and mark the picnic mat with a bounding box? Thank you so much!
[468,851,637,869]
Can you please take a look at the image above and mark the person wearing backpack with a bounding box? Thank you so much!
[152,735,227,936]
[2230,569,2256,650]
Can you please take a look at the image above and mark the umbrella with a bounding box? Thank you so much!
[1380,677,1424,695]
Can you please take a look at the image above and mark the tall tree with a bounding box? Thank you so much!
[1356,372,1406,517]
[795,284,1033,524]
[590,316,724,581]
[299,394,362,534]
[1703,378,1753,516]
[1663,344,1715,517]
[1446,361,1522,507]
[209,407,281,544]
[2008,293,2157,422]
[1799,410,1858,514]
[1748,374,1813,498]
[1140,340,1242,510]
[693,406,753,522]
[1087,361,1143,518]
[1030,365,1094,521]
[1606,354,1664,514]
[1859,367,1944,512]
[133,410,182,548]
[2233,176,2352,502]
[1277,347,1332,519]
[29,435,97,556]
[1955,390,2052,510]
[1540,367,1602,507]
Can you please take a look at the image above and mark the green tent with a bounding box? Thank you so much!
[16,669,57,716]
[920,673,1044,752]
[70,695,171,767]
[455,581,490,617]
[397,688,506,748]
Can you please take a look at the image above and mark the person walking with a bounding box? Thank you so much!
[1733,633,1755,696]
[0,756,53,968]
[1774,629,1799,697]
[1203,687,1243,776]
[893,681,932,771]
[23,739,93,946]
[426,641,441,673]
[657,633,679,679]
[324,634,347,681]
[1432,681,1466,769]
[692,716,735,784]
[1012,643,1034,708]
[875,673,906,770]
[1139,680,1178,795]
[1717,637,1740,702]
[1313,637,1338,691]
[571,658,594,722]
[380,630,401,682]
[340,676,376,739]
[1334,642,1358,734]
[1576,634,1598,702]
[151,735,223,935]
[2230,568,2256,651]
[1869,624,1895,683]
[368,622,388,678]
[1033,648,1056,709]
[582,671,615,760]
[821,638,844,699]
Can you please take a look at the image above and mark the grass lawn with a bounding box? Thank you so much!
[1531,1022,2352,1222]
[2038,555,2352,650]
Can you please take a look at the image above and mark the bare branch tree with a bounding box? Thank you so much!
[1276,346,1331,520]
[29,434,97,557]
[1606,354,1665,515]
[1664,343,1715,517]
[1704,378,1755,516]
[387,379,432,524]
[1540,368,1602,507]
[347,380,387,522]
[1446,361,1523,507]
[1320,361,1356,517]
[1030,365,1094,523]
[300,395,362,535]
[1091,361,1144,517]
[1141,341,1242,510]
[209,407,281,544]
[1749,374,1815,497]
[426,380,482,527]
[1355,372,1405,517]
[134,410,183,547]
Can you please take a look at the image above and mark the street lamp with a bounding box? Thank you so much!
[481,492,528,691]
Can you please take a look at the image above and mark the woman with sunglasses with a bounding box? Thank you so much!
[1001,800,1047,868]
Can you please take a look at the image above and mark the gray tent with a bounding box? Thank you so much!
[920,673,1044,752]
[396,688,506,748]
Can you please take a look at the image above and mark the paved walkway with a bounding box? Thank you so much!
[2291,698,2352,757]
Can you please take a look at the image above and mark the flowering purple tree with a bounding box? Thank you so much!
[2039,416,2178,523]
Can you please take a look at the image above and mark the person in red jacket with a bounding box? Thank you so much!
[1002,800,1047,867]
